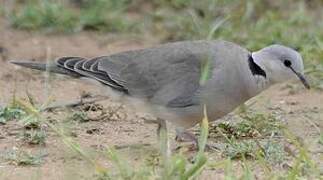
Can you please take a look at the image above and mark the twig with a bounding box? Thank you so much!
[41,96,109,112]
[114,143,151,150]
[309,150,323,154]
[143,119,158,124]
[304,114,321,134]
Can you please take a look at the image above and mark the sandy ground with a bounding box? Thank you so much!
[0,23,322,179]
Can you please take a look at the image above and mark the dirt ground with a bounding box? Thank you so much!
[0,21,322,179]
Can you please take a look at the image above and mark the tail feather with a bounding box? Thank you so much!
[10,60,80,77]
[10,59,128,93]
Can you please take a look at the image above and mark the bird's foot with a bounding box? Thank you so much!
[174,130,218,152]
[175,130,198,143]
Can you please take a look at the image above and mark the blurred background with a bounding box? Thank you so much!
[0,0,323,179]
[1,0,323,87]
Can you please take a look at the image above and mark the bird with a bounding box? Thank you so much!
[10,40,310,144]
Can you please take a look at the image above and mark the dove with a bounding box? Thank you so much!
[11,40,310,143]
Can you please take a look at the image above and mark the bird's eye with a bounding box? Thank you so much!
[284,60,292,67]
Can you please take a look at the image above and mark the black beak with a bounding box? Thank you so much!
[289,66,310,89]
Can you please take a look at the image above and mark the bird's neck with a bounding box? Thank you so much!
[248,53,271,94]
[252,75,271,93]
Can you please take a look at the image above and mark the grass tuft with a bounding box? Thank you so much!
[10,1,78,32]
[7,0,135,33]
[0,106,25,124]
[69,111,89,123]
[319,134,323,145]
[1,148,44,166]
[20,129,46,145]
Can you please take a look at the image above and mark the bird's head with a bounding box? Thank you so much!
[251,44,310,89]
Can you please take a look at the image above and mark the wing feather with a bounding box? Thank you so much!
[55,57,128,93]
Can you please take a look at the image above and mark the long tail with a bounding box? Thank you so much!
[11,58,128,92]
[10,60,80,77]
